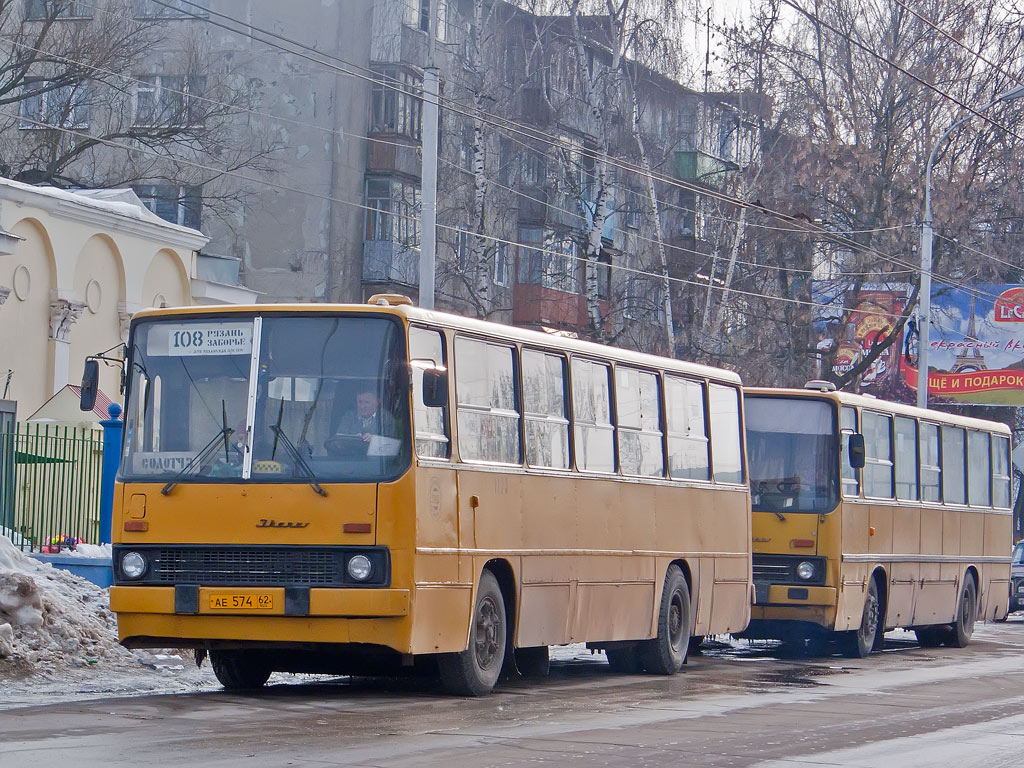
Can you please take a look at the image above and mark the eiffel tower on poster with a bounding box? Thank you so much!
[951,295,987,373]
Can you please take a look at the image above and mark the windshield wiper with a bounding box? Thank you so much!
[270,401,326,497]
[162,401,235,496]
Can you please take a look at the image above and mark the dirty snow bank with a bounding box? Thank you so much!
[0,533,217,704]
[0,533,128,667]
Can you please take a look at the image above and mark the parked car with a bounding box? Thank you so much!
[1011,542,1024,613]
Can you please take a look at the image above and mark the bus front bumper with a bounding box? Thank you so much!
[110,585,410,617]
[747,584,838,632]
[110,585,412,650]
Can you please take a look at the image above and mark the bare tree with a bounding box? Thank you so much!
[0,0,274,216]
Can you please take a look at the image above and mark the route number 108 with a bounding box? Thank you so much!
[172,330,205,348]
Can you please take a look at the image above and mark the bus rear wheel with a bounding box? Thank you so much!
[639,565,691,674]
[949,576,977,648]
[210,650,272,691]
[438,570,506,696]
[839,578,880,658]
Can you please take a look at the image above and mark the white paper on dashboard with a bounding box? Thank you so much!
[367,435,401,456]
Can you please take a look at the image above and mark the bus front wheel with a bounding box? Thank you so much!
[639,565,691,674]
[839,578,880,658]
[439,570,507,696]
[948,576,977,648]
[210,650,272,691]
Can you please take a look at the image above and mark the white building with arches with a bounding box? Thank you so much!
[0,178,255,418]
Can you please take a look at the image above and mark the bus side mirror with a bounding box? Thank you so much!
[848,433,865,469]
[80,359,99,412]
[421,368,448,408]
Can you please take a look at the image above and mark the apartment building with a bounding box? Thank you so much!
[3,0,761,350]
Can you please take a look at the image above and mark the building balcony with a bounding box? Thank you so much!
[362,240,419,288]
[674,151,738,190]
[519,87,553,125]
[366,136,421,178]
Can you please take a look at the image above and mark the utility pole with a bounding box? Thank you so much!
[419,1,440,310]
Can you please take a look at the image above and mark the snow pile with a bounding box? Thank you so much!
[0,533,134,671]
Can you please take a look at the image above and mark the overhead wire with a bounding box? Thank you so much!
[14,0,1013,317]
[152,0,945,275]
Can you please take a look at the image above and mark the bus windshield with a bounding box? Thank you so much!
[745,396,838,514]
[122,314,410,484]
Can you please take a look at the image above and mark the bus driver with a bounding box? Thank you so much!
[326,387,400,457]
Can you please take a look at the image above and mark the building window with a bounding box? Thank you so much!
[623,189,642,229]
[494,242,511,287]
[370,68,422,141]
[25,0,93,19]
[20,80,88,128]
[365,178,420,246]
[134,0,208,18]
[134,75,205,127]
[517,228,577,293]
[133,184,202,229]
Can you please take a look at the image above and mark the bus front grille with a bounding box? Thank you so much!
[112,545,391,587]
[752,555,827,586]
[156,547,341,586]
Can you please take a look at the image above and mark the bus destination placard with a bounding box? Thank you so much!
[147,322,253,357]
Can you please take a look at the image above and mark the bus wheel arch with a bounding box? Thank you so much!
[870,568,888,652]
[438,561,514,696]
[839,571,883,658]
[483,558,518,675]
[949,569,979,648]
[639,563,691,674]
[670,558,695,627]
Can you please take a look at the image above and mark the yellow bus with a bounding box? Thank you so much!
[742,383,1012,656]
[100,297,751,694]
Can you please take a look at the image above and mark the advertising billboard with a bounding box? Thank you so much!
[903,284,1024,406]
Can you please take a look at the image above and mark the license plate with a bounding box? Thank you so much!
[208,593,274,611]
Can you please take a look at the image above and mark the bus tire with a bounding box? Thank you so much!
[210,650,272,691]
[606,646,643,673]
[639,565,691,674]
[949,575,977,648]
[438,570,506,696]
[514,646,550,677]
[839,578,880,658]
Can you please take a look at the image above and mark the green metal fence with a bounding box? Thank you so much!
[0,422,104,552]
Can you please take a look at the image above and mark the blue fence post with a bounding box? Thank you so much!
[99,402,123,545]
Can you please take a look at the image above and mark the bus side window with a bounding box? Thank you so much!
[571,358,614,473]
[616,367,664,478]
[894,416,918,501]
[993,434,1011,508]
[840,406,859,497]
[665,376,709,481]
[920,422,941,502]
[708,383,743,484]
[522,349,569,470]
[862,412,893,498]
[941,426,966,505]
[454,337,521,465]
[967,430,991,507]
[410,327,450,459]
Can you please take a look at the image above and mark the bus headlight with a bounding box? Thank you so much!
[796,561,816,581]
[121,551,147,579]
[347,554,373,582]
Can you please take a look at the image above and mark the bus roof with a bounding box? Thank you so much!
[745,386,1011,435]
[132,302,742,385]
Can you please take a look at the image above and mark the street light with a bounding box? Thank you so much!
[917,84,1024,410]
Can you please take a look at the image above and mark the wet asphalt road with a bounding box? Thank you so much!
[4,620,1024,767]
